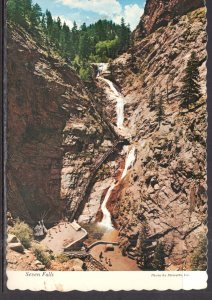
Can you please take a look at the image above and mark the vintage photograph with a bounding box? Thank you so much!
[6,0,207,284]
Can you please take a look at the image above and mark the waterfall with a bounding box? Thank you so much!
[97,64,124,130]
[100,182,116,229]
[121,147,136,179]
[101,78,124,129]
[97,63,136,229]
[96,63,109,77]
[99,146,136,229]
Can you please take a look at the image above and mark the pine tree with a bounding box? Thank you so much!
[7,2,132,79]
[138,223,152,270]
[8,0,26,27]
[181,51,202,109]
[80,22,87,32]
[157,95,165,126]
[79,32,91,59]
[46,9,53,37]
[148,88,156,111]
[41,14,46,29]
[71,21,79,57]
[22,0,32,18]
[119,18,130,53]
[151,242,166,270]
[190,234,207,270]
[30,3,42,28]
[7,0,17,21]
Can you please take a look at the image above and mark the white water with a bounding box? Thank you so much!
[121,147,136,179]
[96,63,109,77]
[101,78,125,129]
[99,146,136,229]
[97,64,124,130]
[97,63,136,229]
[100,182,116,229]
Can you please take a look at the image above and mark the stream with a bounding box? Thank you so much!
[97,63,136,229]
[41,63,137,268]
[98,77,125,129]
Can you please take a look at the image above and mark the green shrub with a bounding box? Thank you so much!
[10,219,33,248]
[151,242,166,271]
[56,253,70,263]
[32,243,51,267]
[190,234,207,270]
[79,65,92,81]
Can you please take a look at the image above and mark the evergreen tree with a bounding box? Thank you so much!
[45,9,53,37]
[148,88,156,111]
[7,0,17,21]
[8,0,26,27]
[22,0,32,18]
[151,242,166,270]
[79,32,91,59]
[138,223,152,270]
[41,13,46,31]
[30,3,42,28]
[7,0,132,80]
[119,18,126,52]
[95,20,107,41]
[80,22,87,32]
[60,22,72,59]
[190,234,207,271]
[181,51,202,109]
[157,95,165,126]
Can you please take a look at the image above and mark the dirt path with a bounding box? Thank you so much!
[90,229,140,271]
[41,222,85,254]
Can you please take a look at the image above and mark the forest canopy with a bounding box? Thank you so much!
[7,0,131,80]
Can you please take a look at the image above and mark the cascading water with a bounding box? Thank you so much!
[97,63,136,229]
[97,64,124,130]
[121,147,136,179]
[96,63,109,77]
[100,182,116,229]
[100,78,124,129]
[99,146,136,229]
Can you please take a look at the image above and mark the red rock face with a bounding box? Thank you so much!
[7,25,113,225]
[134,0,205,39]
[111,4,207,269]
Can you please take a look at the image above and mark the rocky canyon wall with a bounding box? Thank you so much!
[7,24,114,225]
[111,0,207,270]
[134,0,205,39]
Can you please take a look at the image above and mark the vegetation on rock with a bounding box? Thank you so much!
[190,234,207,270]
[9,219,33,249]
[32,243,51,267]
[56,253,70,263]
[148,88,157,111]
[151,242,166,271]
[137,223,152,270]
[7,0,131,80]
[156,95,165,126]
[181,51,202,109]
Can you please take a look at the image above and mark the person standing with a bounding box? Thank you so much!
[99,251,103,261]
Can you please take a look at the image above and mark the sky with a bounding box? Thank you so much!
[34,0,146,30]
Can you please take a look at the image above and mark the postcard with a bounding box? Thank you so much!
[5,0,207,291]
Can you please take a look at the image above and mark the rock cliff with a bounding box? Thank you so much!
[110,1,207,270]
[7,0,207,271]
[134,0,205,39]
[7,24,115,225]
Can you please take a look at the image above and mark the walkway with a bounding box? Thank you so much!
[41,222,86,254]
[90,230,140,271]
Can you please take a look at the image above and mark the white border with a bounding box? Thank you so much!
[7,271,208,291]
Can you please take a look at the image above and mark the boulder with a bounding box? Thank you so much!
[69,258,84,271]
[7,234,19,244]
[8,242,24,253]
